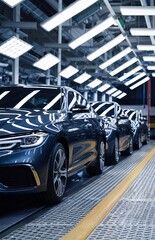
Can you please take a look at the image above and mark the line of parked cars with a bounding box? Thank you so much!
[0,85,149,204]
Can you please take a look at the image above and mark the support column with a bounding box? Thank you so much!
[84,91,88,99]
[102,94,106,101]
[12,5,20,85]
[93,92,98,101]
[57,0,62,86]
[147,79,151,131]
[109,95,112,102]
[46,69,50,85]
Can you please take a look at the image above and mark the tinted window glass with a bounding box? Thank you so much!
[0,87,63,110]
[92,102,115,116]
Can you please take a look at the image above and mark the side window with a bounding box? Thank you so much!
[68,91,77,110]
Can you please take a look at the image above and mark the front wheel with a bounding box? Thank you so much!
[124,135,133,156]
[111,137,120,164]
[86,140,105,175]
[41,143,67,204]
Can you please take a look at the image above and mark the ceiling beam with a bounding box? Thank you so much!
[0,21,38,29]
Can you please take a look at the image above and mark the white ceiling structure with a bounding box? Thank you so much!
[0,0,154,102]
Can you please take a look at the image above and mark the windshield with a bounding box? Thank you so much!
[0,87,64,110]
[91,102,115,117]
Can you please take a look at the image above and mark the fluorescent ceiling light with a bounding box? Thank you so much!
[106,87,117,95]
[1,0,24,8]
[87,34,125,61]
[41,0,98,32]
[97,83,110,92]
[73,72,91,84]
[59,65,79,78]
[120,6,155,16]
[137,45,155,51]
[130,76,150,90]
[117,92,127,99]
[0,36,33,59]
[112,90,122,97]
[125,72,146,86]
[99,47,132,70]
[0,62,9,67]
[118,65,143,81]
[87,79,102,88]
[147,66,155,70]
[130,28,155,36]
[33,53,59,71]
[152,73,155,77]
[109,57,138,76]
[69,16,116,49]
[143,56,155,61]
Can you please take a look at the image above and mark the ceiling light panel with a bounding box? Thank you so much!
[117,92,127,99]
[59,65,79,78]
[112,90,122,97]
[152,73,155,77]
[87,34,125,61]
[97,84,110,92]
[125,72,146,86]
[33,53,59,71]
[109,57,138,76]
[0,36,33,59]
[87,79,102,88]
[1,0,24,8]
[147,66,155,70]
[41,0,98,32]
[130,76,150,90]
[106,87,117,95]
[69,16,116,49]
[130,28,155,36]
[73,72,91,84]
[143,56,155,61]
[137,45,155,51]
[120,6,155,16]
[99,47,132,70]
[118,65,143,81]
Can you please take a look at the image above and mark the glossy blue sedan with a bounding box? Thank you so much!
[0,85,105,204]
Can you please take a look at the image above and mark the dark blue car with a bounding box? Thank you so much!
[0,85,105,204]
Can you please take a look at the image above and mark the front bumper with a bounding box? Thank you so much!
[0,136,53,194]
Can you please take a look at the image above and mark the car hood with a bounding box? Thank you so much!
[0,109,63,136]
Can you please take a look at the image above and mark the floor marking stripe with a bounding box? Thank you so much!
[61,148,155,240]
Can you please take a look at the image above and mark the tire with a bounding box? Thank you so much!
[143,134,149,145]
[86,140,105,175]
[124,135,133,156]
[135,134,142,150]
[41,143,67,204]
[111,138,120,164]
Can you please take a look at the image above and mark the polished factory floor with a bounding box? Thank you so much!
[1,140,155,240]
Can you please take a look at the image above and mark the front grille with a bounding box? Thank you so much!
[0,165,37,188]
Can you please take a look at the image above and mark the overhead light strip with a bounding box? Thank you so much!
[99,47,132,70]
[109,57,138,76]
[0,36,33,59]
[143,56,155,61]
[41,0,98,32]
[73,72,91,84]
[1,0,24,8]
[69,16,116,49]
[130,76,150,90]
[130,28,155,36]
[112,90,122,97]
[33,53,59,71]
[59,65,79,78]
[137,45,155,51]
[147,66,155,70]
[97,83,111,92]
[87,34,125,61]
[117,92,127,99]
[106,87,117,95]
[125,72,146,86]
[87,79,102,88]
[118,65,143,81]
[120,6,155,16]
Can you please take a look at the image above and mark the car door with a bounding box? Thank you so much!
[65,91,99,173]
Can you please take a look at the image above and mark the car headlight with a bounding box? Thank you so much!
[0,132,48,150]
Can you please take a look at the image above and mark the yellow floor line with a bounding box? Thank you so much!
[61,148,155,240]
